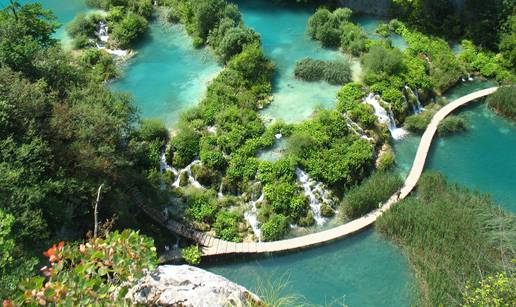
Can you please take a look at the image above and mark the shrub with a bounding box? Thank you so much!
[260,214,289,241]
[16,230,157,305]
[168,125,200,168]
[320,203,335,217]
[66,13,99,39]
[363,45,405,77]
[191,163,220,188]
[139,119,169,143]
[336,82,365,112]
[340,22,370,56]
[307,7,353,48]
[463,271,516,306]
[376,145,395,171]
[438,115,467,135]
[184,189,218,223]
[213,211,241,242]
[182,245,202,265]
[111,12,148,49]
[404,112,433,133]
[294,58,352,85]
[487,86,516,120]
[341,171,403,219]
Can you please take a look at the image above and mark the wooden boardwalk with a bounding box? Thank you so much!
[139,87,498,259]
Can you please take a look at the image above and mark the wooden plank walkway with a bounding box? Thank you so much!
[139,87,499,259]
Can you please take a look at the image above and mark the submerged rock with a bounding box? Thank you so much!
[127,265,261,306]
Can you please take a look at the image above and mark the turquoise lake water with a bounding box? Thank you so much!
[20,2,516,306]
[394,80,516,213]
[109,21,220,126]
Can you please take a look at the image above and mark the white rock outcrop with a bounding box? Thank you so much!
[127,265,261,306]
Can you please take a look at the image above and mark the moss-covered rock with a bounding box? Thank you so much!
[191,164,220,188]
[298,210,315,227]
[320,203,335,217]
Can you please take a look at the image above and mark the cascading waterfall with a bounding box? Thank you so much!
[172,160,204,189]
[343,114,373,141]
[296,168,333,225]
[244,191,264,240]
[405,86,423,114]
[364,94,408,140]
[95,21,129,57]
[160,151,178,175]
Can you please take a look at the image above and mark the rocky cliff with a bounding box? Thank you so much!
[127,265,261,306]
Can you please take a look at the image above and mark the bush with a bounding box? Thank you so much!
[191,163,220,188]
[487,86,516,120]
[294,58,352,85]
[66,13,99,39]
[111,12,148,48]
[341,171,403,219]
[16,230,157,305]
[213,211,241,242]
[340,22,370,56]
[404,111,433,133]
[336,82,365,112]
[260,214,289,241]
[376,172,516,306]
[139,119,169,143]
[307,7,352,48]
[362,45,404,77]
[320,203,335,217]
[438,115,467,135]
[184,189,218,223]
[182,245,202,265]
[376,145,395,171]
[168,125,200,168]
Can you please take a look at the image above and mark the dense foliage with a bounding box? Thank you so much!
[288,110,375,189]
[392,0,515,56]
[67,0,152,49]
[377,172,516,306]
[294,57,352,85]
[182,245,202,265]
[0,2,167,297]
[487,86,516,120]
[14,230,157,305]
[341,171,403,219]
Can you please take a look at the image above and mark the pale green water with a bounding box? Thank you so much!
[236,0,356,123]
[109,21,220,126]
[394,80,516,212]
[206,229,413,306]
[32,0,92,48]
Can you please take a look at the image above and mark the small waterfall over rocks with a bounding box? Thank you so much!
[364,93,408,140]
[343,114,373,141]
[95,21,129,57]
[296,169,333,225]
[244,186,264,240]
[404,86,423,114]
[172,160,204,189]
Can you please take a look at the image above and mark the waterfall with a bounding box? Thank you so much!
[364,94,408,140]
[95,21,129,57]
[275,133,283,140]
[160,151,179,175]
[296,168,332,225]
[405,86,423,114]
[244,193,264,240]
[172,160,204,189]
[217,182,224,199]
[342,114,373,141]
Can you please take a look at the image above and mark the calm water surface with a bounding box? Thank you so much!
[394,80,516,212]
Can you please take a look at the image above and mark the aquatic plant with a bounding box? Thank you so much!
[487,86,516,120]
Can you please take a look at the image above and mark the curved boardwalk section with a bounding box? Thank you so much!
[141,87,498,259]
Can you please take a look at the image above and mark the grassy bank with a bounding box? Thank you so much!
[376,172,516,306]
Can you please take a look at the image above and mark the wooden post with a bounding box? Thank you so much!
[94,184,104,238]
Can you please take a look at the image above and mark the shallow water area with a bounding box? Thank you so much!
[29,0,90,49]
[206,229,413,306]
[109,21,220,125]
[394,80,516,212]
[236,0,359,123]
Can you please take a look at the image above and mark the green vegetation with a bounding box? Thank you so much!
[438,115,467,135]
[341,172,403,219]
[261,214,289,242]
[14,230,157,305]
[288,110,375,189]
[459,40,514,83]
[377,172,516,306]
[182,245,202,265]
[487,86,516,120]
[0,2,168,297]
[463,270,516,306]
[67,0,153,49]
[294,58,352,85]
[307,7,371,55]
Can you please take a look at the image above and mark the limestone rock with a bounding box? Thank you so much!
[127,265,261,306]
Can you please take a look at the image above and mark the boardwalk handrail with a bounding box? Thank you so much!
[138,87,499,258]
